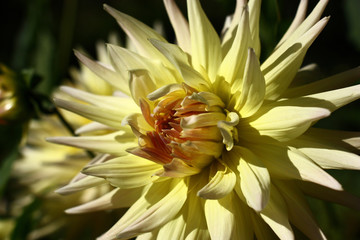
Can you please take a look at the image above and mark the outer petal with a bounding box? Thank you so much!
[236,48,265,117]
[47,131,136,156]
[228,146,270,211]
[115,179,188,239]
[74,50,130,95]
[163,0,191,53]
[246,103,330,142]
[197,160,236,199]
[275,180,326,240]
[218,7,251,86]
[260,184,294,240]
[107,44,177,88]
[187,0,222,81]
[276,0,308,47]
[65,186,148,214]
[248,0,261,56]
[262,17,329,100]
[283,67,360,98]
[103,4,170,64]
[204,192,253,240]
[82,155,162,189]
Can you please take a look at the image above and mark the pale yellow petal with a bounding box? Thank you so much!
[156,213,185,240]
[275,180,326,240]
[248,0,261,56]
[299,181,360,211]
[187,0,222,81]
[47,131,136,156]
[218,7,251,85]
[53,98,125,129]
[276,0,308,47]
[75,121,116,135]
[129,69,157,104]
[262,17,329,100]
[82,155,162,189]
[55,175,107,195]
[283,67,360,98]
[246,103,330,142]
[204,192,252,240]
[236,48,265,117]
[107,44,177,88]
[60,86,138,113]
[65,186,147,214]
[260,184,294,240]
[116,179,188,239]
[74,50,130,95]
[181,112,226,129]
[103,4,170,64]
[197,160,236,199]
[250,210,278,240]
[163,0,191,53]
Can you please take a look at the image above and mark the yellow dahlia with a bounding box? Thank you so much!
[50,0,360,239]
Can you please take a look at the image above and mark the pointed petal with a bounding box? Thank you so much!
[55,175,107,195]
[66,187,147,214]
[149,39,211,91]
[187,0,222,81]
[260,184,295,240]
[103,4,169,64]
[74,50,130,95]
[262,17,329,100]
[218,7,251,85]
[299,181,360,211]
[275,180,326,240]
[290,132,360,170]
[283,67,360,98]
[248,0,261,57]
[197,160,236,199]
[75,121,116,135]
[246,103,330,142]
[47,131,136,156]
[276,0,308,47]
[287,147,343,190]
[250,211,278,240]
[60,86,138,113]
[163,0,191,53]
[53,98,125,129]
[204,192,252,240]
[156,212,186,240]
[228,146,270,211]
[236,48,265,117]
[221,0,246,55]
[107,44,177,88]
[129,69,157,104]
[116,179,187,239]
[82,155,162,189]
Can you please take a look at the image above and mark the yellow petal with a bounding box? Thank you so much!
[82,155,162,189]
[276,0,308,47]
[116,179,188,239]
[247,103,330,142]
[129,69,157,104]
[248,0,261,56]
[47,131,136,156]
[218,7,251,86]
[107,44,177,87]
[217,112,240,151]
[163,0,191,53]
[65,186,147,214]
[187,0,222,81]
[103,4,169,64]
[204,192,252,240]
[236,48,265,117]
[197,160,236,199]
[74,50,130,95]
[228,146,270,211]
[262,17,329,100]
[55,175,107,195]
[260,184,294,240]
[275,180,326,240]
[181,112,226,129]
[283,67,360,98]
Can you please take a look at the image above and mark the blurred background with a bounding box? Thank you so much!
[0,0,359,239]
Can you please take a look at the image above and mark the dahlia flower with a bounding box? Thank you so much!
[50,0,360,239]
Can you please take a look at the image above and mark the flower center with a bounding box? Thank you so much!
[129,83,238,177]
